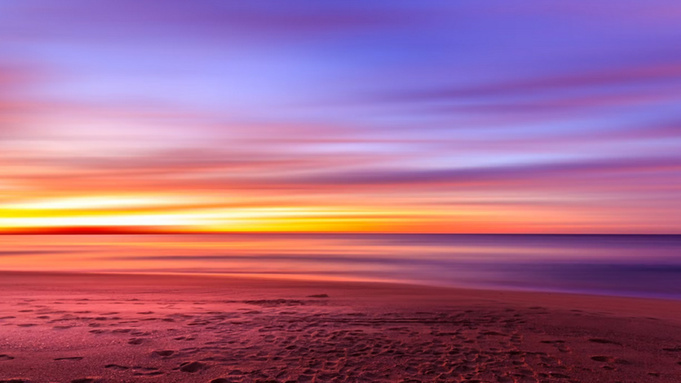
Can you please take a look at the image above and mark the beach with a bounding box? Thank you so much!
[1,271,680,382]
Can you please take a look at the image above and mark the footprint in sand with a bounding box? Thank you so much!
[480,331,507,336]
[174,336,197,341]
[589,338,621,345]
[591,355,631,365]
[105,364,129,371]
[179,361,208,372]
[128,338,145,345]
[133,371,163,376]
[152,350,175,357]
[132,368,163,377]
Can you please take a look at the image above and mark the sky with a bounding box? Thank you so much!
[0,1,680,234]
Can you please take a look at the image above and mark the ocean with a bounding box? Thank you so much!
[1,234,680,299]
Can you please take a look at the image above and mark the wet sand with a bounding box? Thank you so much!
[1,271,681,382]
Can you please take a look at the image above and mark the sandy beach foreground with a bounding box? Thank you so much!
[1,272,681,383]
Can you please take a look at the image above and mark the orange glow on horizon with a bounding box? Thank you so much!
[0,192,669,234]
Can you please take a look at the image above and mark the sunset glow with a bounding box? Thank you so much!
[1,1,680,234]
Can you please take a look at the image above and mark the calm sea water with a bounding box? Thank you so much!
[1,234,680,299]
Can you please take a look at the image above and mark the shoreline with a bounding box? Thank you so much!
[3,268,681,306]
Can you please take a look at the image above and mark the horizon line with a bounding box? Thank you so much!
[0,227,679,236]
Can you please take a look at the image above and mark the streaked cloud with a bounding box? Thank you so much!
[0,1,679,233]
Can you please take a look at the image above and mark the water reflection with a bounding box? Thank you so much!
[0,234,680,299]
